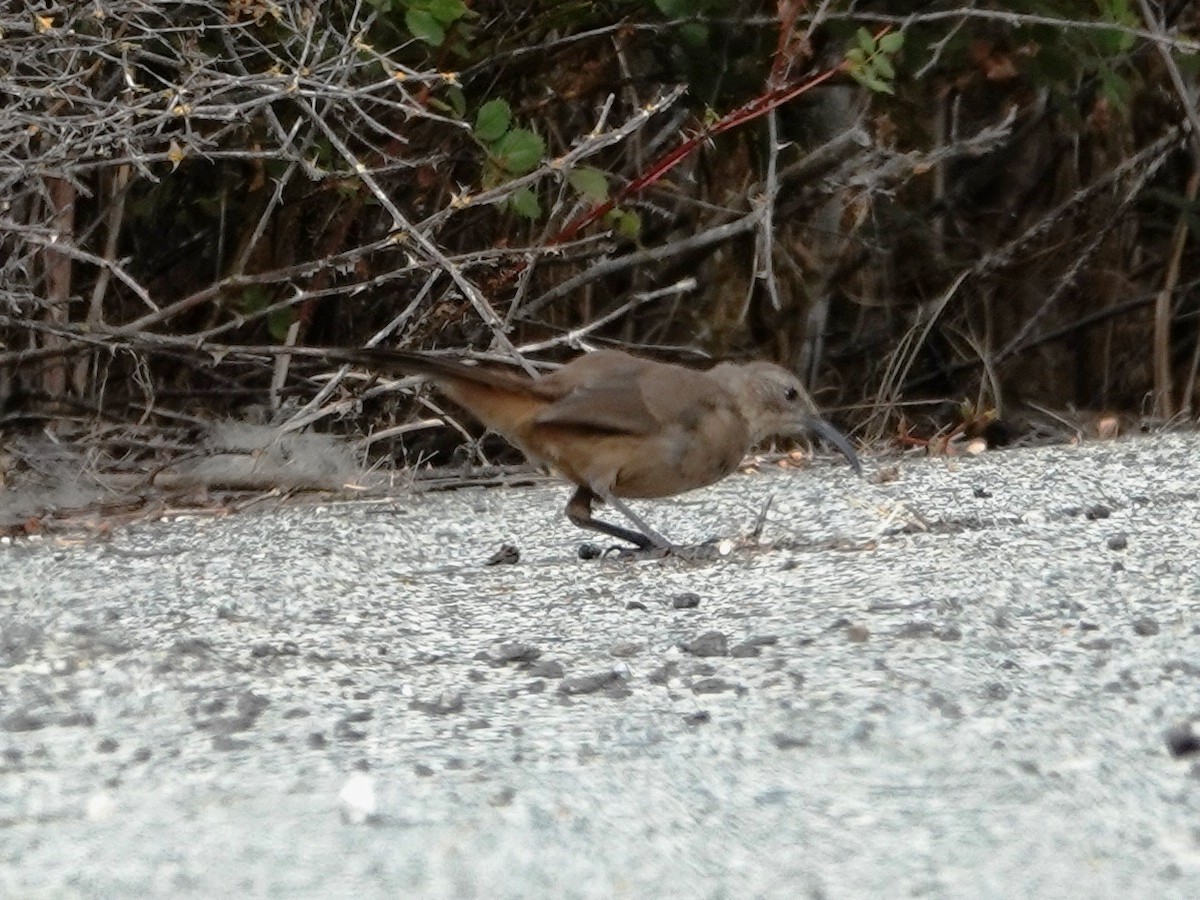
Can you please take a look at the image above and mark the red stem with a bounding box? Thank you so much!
[549,61,846,248]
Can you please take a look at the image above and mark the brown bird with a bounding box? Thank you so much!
[287,347,860,552]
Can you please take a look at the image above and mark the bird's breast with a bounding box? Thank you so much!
[611,410,749,499]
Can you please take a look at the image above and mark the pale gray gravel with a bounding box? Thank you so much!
[3,432,1200,898]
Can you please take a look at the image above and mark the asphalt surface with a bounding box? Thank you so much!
[3,432,1200,898]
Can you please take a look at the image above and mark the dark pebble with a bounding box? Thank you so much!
[983,682,1010,700]
[489,641,541,663]
[691,678,735,694]
[1085,504,1111,520]
[646,663,676,685]
[972,485,992,498]
[489,786,516,807]
[1132,617,1160,637]
[1165,724,1200,759]
[681,631,728,657]
[485,544,520,566]
[526,660,564,679]
[625,601,648,611]
[58,711,96,728]
[771,733,810,750]
[730,635,779,658]
[559,671,623,696]
[672,592,701,609]
[96,737,119,754]
[1107,533,1127,551]
[577,543,603,560]
[1,711,45,733]
[683,711,710,726]
[411,692,464,715]
[335,723,368,741]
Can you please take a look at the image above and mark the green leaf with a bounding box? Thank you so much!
[406,8,445,45]
[428,0,467,24]
[856,28,876,54]
[445,85,466,119]
[861,72,894,94]
[509,187,541,219]
[268,308,296,342]
[679,22,709,47]
[615,210,641,240]
[873,55,894,80]
[878,31,904,53]
[474,99,511,143]
[655,0,691,15]
[1098,70,1130,111]
[495,128,544,175]
[237,285,270,313]
[845,48,866,66]
[568,166,609,202]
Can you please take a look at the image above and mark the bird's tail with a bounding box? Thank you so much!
[236,345,551,398]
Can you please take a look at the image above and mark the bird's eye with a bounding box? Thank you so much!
[784,386,798,401]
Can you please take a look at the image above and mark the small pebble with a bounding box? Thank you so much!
[1132,617,1160,637]
[1165,723,1200,759]
[845,624,870,643]
[527,661,564,679]
[559,671,623,696]
[771,733,810,750]
[691,678,736,694]
[681,631,728,657]
[488,641,541,663]
[484,544,520,566]
[609,641,642,658]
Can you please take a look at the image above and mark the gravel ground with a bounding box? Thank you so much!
[3,432,1200,898]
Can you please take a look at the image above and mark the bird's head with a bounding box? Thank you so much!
[712,361,861,474]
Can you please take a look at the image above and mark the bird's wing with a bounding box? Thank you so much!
[533,350,727,436]
[533,378,662,435]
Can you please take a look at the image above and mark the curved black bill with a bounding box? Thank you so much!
[804,416,862,475]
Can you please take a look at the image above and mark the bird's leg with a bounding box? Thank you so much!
[603,492,675,550]
[565,485,672,551]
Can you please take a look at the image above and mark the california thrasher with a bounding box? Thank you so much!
[296,347,860,552]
